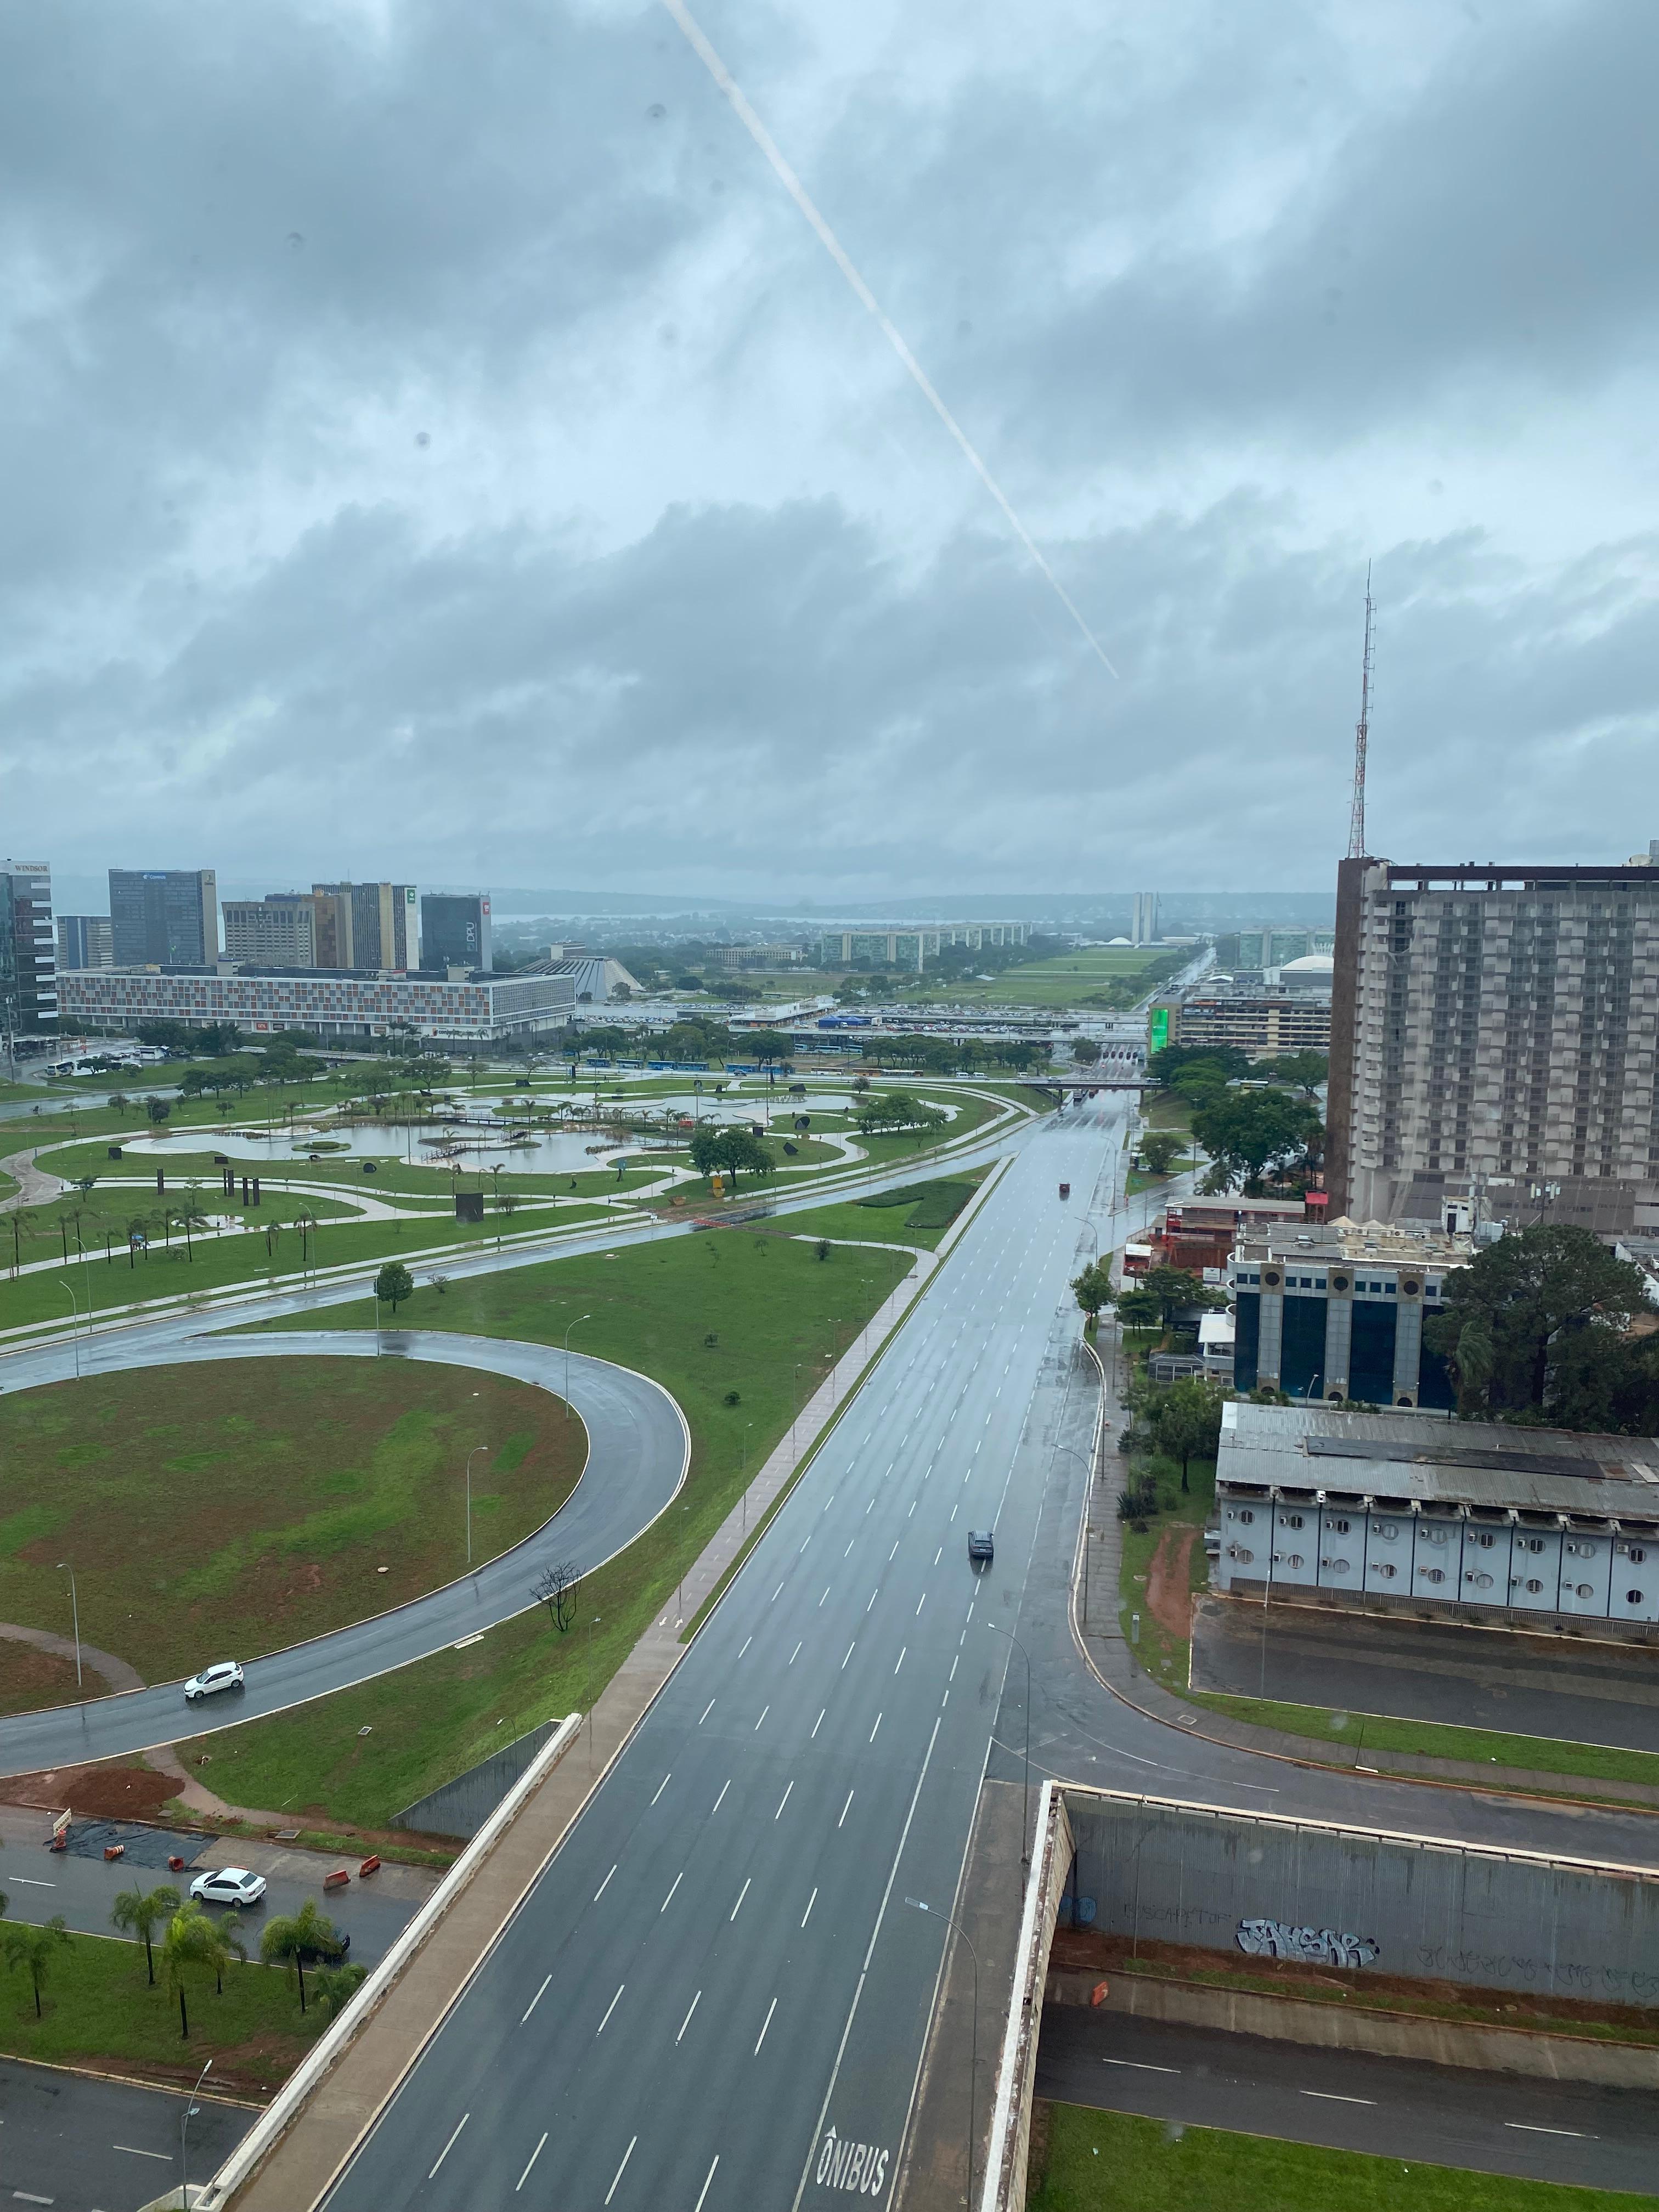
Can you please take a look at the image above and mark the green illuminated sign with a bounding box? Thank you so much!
[1149,1006,1170,1053]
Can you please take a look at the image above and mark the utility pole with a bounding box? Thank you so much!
[1347,565,1374,860]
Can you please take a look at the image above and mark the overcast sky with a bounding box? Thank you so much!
[4,0,1656,905]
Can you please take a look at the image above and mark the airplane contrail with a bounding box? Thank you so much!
[659,0,1119,679]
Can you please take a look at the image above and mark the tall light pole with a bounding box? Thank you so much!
[465,1446,487,1566]
[55,1561,81,1689]
[906,1898,980,2203]
[57,1280,81,1380]
[180,2056,213,2207]
[986,1622,1032,1877]
[563,1312,592,1418]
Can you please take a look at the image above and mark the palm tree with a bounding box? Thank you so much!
[161,1900,217,2038]
[4,1916,71,2018]
[177,1188,210,1260]
[199,1908,247,1995]
[315,1961,369,2022]
[8,1205,34,1277]
[111,1883,180,1985]
[259,1899,340,2015]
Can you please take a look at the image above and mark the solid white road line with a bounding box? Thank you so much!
[731,1877,752,1921]
[916,1593,926,1615]
[819,1587,830,1607]
[1506,2123,1590,2137]
[838,1790,855,1829]
[712,1779,730,1813]
[738,1635,752,1657]
[597,1984,625,2035]
[604,2135,637,2204]
[842,1643,856,1668]
[516,2131,549,2192]
[428,2112,470,2180]
[867,1588,878,1612]
[802,1886,817,1928]
[114,2145,171,2159]
[894,1646,906,1674]
[8,1877,53,1888]
[660,1870,684,1913]
[771,1581,785,1602]
[698,1700,715,1725]
[755,1704,770,1729]
[776,1779,794,1819]
[594,1864,617,1901]
[521,1972,552,2023]
[869,1713,882,1743]
[693,2154,721,2212]
[1100,2058,1178,2074]
[1301,2090,1375,2106]
[677,1989,702,2044]
[812,1708,825,1736]
[652,1771,673,1805]
[789,1640,803,1664]
[755,1996,778,2054]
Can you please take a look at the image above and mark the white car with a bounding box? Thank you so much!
[190,1866,267,1908]
[183,1660,245,1703]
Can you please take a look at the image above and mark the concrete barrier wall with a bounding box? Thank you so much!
[1045,1968,1659,2089]
[978,1783,1074,2212]
[1068,1792,1659,2006]
[392,1719,562,1838]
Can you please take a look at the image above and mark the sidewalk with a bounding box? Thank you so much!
[222,1160,1010,2209]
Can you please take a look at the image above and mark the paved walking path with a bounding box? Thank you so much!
[0,1146,66,1215]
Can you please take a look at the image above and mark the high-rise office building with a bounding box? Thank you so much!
[0,862,57,1034]
[1131,893,1160,947]
[109,868,218,967]
[57,915,114,972]
[310,883,416,970]
[421,891,492,972]
[223,894,317,966]
[1328,853,1659,1232]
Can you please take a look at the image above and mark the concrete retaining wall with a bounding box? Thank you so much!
[392,1719,561,1838]
[1045,1967,1659,2089]
[1069,1792,1659,2006]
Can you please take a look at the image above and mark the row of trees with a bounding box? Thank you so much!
[0,1881,364,2036]
[1144,1044,1325,1195]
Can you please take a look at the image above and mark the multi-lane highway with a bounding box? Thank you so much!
[315,1098,1135,2209]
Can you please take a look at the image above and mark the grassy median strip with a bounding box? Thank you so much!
[1185,1690,1659,1793]
[185,1231,911,1827]
[0,1927,320,2094]
[1028,2103,1659,2211]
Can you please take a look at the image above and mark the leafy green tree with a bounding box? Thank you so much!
[1071,1261,1115,1323]
[1148,1044,1250,1088]
[375,1260,415,1313]
[1425,1224,1647,1419]
[1255,1050,1328,1097]
[689,1126,774,1189]
[143,1094,171,1126]
[1142,1266,1225,1327]
[1149,1375,1228,1492]
[1137,1131,1184,1177]
[108,1091,130,1119]
[4,1916,70,2018]
[1190,1090,1322,1193]
[1070,1039,1102,1066]
[1115,1285,1163,1331]
[260,1899,341,2015]
[111,1882,180,1985]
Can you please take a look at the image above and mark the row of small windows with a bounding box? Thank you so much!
[1228,1508,1647,1567]
[1231,1274,1444,1297]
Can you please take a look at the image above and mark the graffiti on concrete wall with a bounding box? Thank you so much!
[1237,1917,1379,1968]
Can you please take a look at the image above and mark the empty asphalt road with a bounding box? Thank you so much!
[315,1097,1139,2210]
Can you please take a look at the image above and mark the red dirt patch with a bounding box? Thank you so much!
[0,1642,113,1717]
[0,1758,176,1820]
[1146,1523,1199,1639]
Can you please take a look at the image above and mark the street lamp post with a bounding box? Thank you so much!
[180,2055,213,2207]
[985,1623,1033,1877]
[906,1898,980,2204]
[563,1312,592,1418]
[57,1279,81,1380]
[55,1561,81,1689]
[465,1445,488,1566]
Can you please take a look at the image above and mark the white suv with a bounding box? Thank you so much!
[183,1660,245,1704]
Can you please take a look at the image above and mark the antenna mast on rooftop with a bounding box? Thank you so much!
[1347,566,1374,860]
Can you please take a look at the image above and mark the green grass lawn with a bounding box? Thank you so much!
[1028,2104,1658,2212]
[784,1168,991,1251]
[1117,1452,1216,1690]
[0,1200,618,1334]
[1187,1689,1659,1792]
[0,1358,586,1700]
[0,1927,321,2094]
[933,948,1163,1008]
[188,1229,913,1826]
